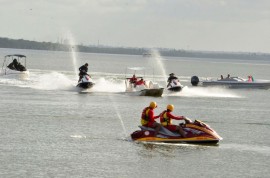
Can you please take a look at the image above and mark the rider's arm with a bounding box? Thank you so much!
[167,112,185,120]
[148,110,159,121]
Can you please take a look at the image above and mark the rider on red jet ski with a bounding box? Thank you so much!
[141,102,162,136]
[160,104,192,138]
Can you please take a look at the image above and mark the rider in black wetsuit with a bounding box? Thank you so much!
[78,63,88,82]
[167,73,178,87]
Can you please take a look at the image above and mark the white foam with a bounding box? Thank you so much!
[167,86,240,98]
[28,72,75,90]
[70,135,87,138]
[91,77,125,93]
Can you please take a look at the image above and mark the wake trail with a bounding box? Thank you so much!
[166,86,241,98]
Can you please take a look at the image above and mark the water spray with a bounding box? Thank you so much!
[66,31,79,77]
[109,95,128,138]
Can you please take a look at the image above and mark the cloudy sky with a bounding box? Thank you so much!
[1,0,270,53]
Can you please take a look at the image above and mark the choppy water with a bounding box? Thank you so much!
[0,48,270,178]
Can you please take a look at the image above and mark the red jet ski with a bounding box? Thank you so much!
[131,120,222,144]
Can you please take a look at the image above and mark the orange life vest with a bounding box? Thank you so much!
[160,110,172,126]
[141,107,151,125]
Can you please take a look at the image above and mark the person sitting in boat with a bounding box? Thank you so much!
[226,74,230,79]
[16,62,26,71]
[141,102,162,136]
[135,78,146,86]
[7,59,19,70]
[129,74,137,84]
[78,63,89,82]
[248,75,254,82]
[220,75,224,80]
[160,104,192,138]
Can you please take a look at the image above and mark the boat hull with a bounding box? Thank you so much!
[140,88,164,97]
[125,88,164,97]
[0,69,29,79]
[202,81,270,89]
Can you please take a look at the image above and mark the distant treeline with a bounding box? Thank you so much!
[0,37,269,60]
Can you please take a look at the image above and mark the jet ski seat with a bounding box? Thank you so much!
[139,126,181,137]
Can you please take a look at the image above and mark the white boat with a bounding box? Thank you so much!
[0,54,29,79]
[125,67,164,97]
[191,76,270,89]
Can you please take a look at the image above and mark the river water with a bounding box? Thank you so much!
[0,48,270,178]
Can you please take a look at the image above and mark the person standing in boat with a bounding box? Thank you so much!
[78,63,89,82]
[141,102,162,136]
[129,74,137,84]
[135,78,146,87]
[160,104,191,138]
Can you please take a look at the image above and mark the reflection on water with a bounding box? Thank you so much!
[133,141,220,160]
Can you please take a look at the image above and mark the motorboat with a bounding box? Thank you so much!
[191,75,270,89]
[0,54,29,79]
[125,67,164,97]
[76,74,95,89]
[142,52,152,57]
[125,78,164,97]
[131,120,222,144]
[167,79,184,92]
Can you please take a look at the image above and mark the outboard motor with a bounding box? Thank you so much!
[191,76,199,86]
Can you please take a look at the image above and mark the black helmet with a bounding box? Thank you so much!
[169,73,175,76]
[85,63,88,66]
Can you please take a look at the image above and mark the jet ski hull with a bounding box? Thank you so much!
[167,79,183,92]
[167,86,182,92]
[131,120,222,144]
[131,132,220,144]
[76,82,94,89]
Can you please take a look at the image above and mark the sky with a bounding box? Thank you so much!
[1,0,270,53]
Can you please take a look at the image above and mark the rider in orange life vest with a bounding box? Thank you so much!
[141,102,162,136]
[160,104,191,138]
